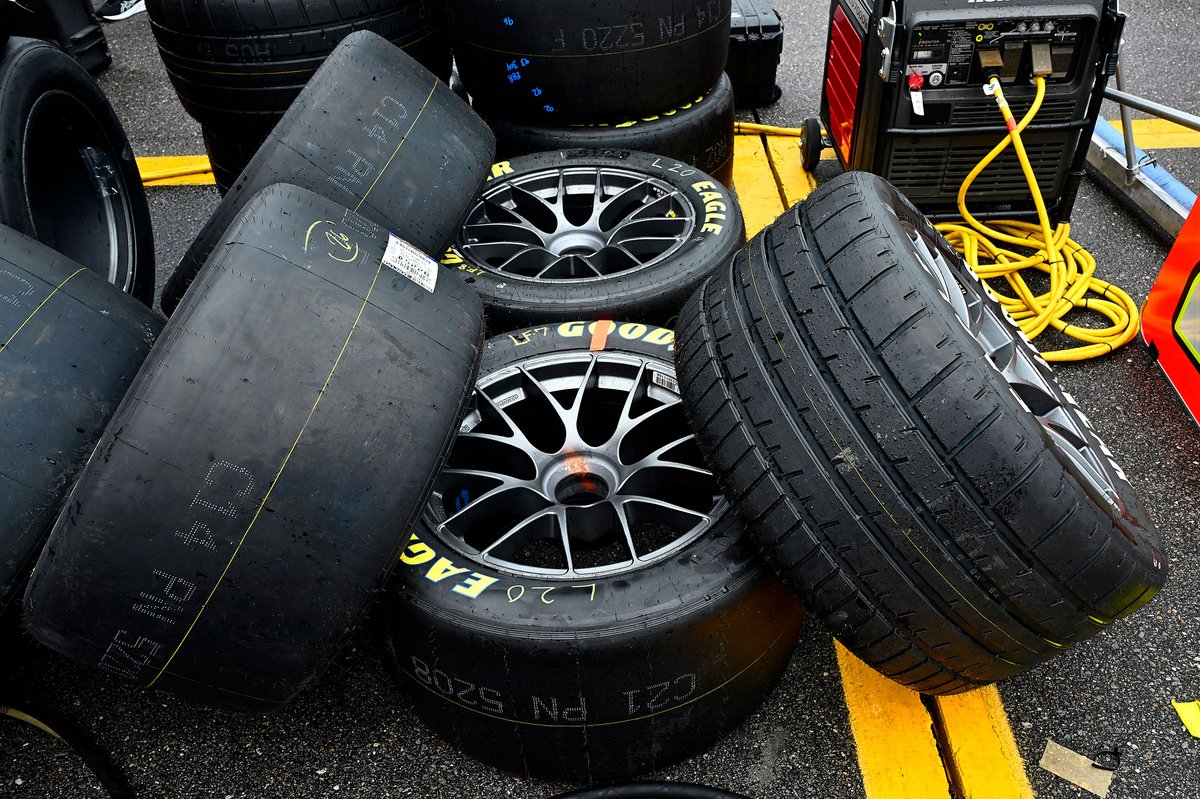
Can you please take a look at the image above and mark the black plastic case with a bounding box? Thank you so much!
[728,0,784,108]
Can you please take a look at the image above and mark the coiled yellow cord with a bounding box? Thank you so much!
[934,76,1139,361]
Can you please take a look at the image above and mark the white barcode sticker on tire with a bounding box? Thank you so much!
[382,234,438,293]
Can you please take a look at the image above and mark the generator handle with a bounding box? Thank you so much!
[1058,0,1127,222]
[876,1,898,80]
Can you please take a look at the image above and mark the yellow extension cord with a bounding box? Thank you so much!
[934,76,1139,361]
[736,81,1140,361]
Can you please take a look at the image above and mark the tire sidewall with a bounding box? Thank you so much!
[381,321,802,777]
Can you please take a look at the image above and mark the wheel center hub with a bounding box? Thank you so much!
[542,452,621,509]
[554,473,610,505]
[547,230,606,256]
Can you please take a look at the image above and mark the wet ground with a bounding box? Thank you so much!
[4,0,1199,796]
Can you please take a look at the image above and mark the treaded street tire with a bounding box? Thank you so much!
[159,30,494,317]
[147,0,451,131]
[444,149,744,331]
[487,75,735,189]
[675,171,1167,694]
[0,226,161,615]
[380,321,803,780]
[25,184,485,711]
[447,0,731,123]
[0,37,154,306]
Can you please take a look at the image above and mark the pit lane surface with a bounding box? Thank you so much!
[4,1,1199,796]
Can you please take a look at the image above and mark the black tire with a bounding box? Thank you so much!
[201,123,268,196]
[24,184,485,712]
[379,321,803,780]
[146,0,451,132]
[674,171,1167,694]
[443,149,744,331]
[0,226,162,616]
[447,0,731,123]
[486,74,735,189]
[0,37,154,306]
[159,30,494,317]
[799,117,822,173]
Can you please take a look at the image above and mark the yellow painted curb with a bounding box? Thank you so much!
[733,134,787,236]
[937,689,1035,799]
[137,155,215,186]
[835,644,954,799]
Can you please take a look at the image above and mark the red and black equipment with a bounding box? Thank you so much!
[818,0,1124,222]
[1143,203,1200,427]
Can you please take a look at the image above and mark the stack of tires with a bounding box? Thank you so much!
[447,0,736,188]
[6,20,1171,794]
[145,0,453,193]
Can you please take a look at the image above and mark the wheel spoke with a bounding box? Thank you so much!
[461,222,546,247]
[441,482,541,527]
[587,246,641,275]
[494,246,559,276]
[606,235,678,262]
[460,240,533,266]
[612,495,709,525]
[597,178,656,230]
[536,254,603,279]
[479,506,558,558]
[609,216,689,242]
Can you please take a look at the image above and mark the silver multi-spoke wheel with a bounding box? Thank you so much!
[429,350,723,579]
[905,221,1125,511]
[459,166,696,281]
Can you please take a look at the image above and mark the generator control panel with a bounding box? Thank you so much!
[818,0,1121,221]
[906,15,1096,88]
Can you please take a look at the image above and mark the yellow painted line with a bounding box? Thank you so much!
[763,134,819,207]
[936,688,1035,799]
[835,644,954,798]
[1109,118,1200,149]
[733,134,788,236]
[137,155,215,186]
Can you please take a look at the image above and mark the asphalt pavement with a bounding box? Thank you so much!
[3,1,1199,797]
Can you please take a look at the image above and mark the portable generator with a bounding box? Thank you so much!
[815,0,1124,222]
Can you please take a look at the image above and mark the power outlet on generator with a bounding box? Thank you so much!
[905,15,1089,91]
